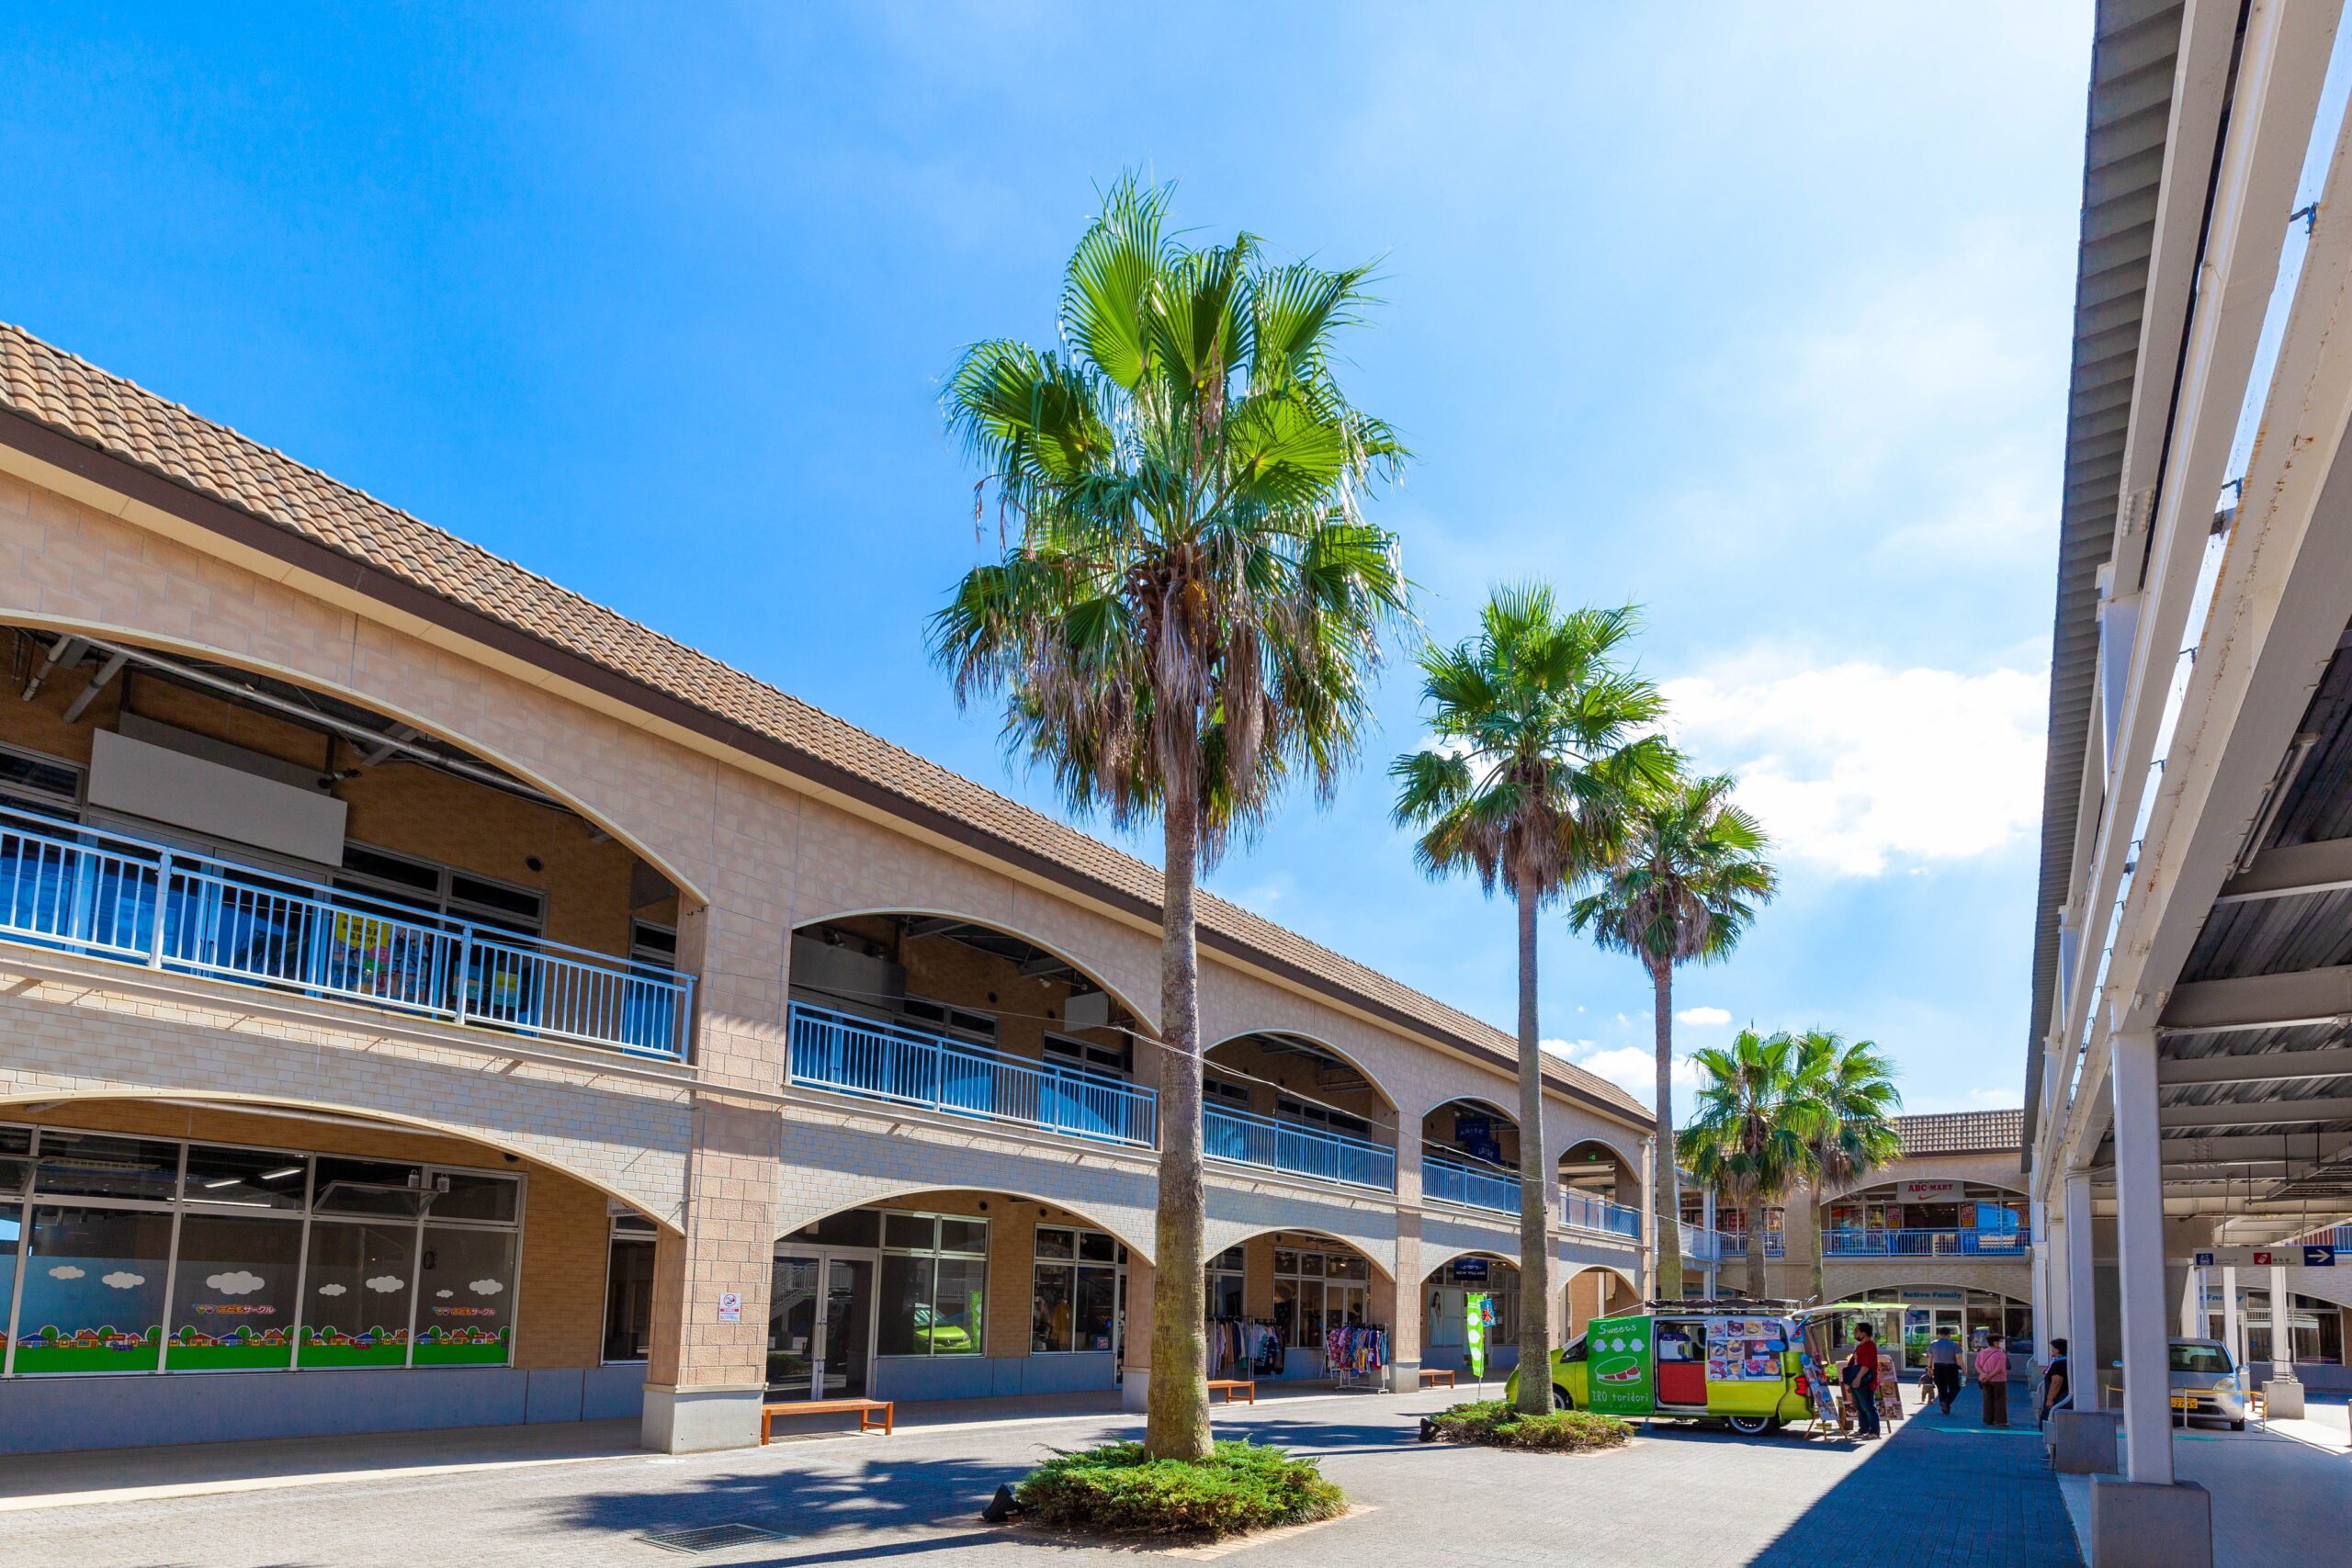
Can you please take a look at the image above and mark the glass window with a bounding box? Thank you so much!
[1078,1232,1116,1264]
[0,743,82,815]
[183,1145,308,1211]
[1206,1266,1244,1320]
[884,1213,935,1251]
[931,1257,987,1356]
[1033,1261,1074,1353]
[1272,1248,1298,1274]
[1035,1226,1075,1261]
[780,1208,880,1248]
[1074,1267,1116,1352]
[32,1131,180,1201]
[0,1125,28,1193]
[876,1253,933,1358]
[605,1232,656,1362]
[1328,1254,1368,1281]
[430,1172,519,1224]
[939,1217,988,1257]
[300,1221,416,1368]
[1033,1224,1119,1354]
[312,1157,428,1218]
[16,1204,173,1372]
[414,1225,515,1365]
[169,1213,300,1370]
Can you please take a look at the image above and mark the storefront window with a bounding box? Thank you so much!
[184,1145,308,1211]
[312,1158,430,1218]
[16,1204,174,1373]
[415,1224,516,1364]
[1205,1245,1244,1319]
[170,1213,301,1370]
[1033,1224,1123,1353]
[876,1211,986,1358]
[300,1221,417,1368]
[0,1125,29,1193]
[1272,1240,1370,1348]
[604,1215,657,1363]
[32,1132,181,1201]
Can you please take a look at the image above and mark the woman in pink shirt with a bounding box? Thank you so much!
[1974,1334,2010,1427]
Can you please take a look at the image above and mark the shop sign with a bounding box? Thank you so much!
[717,1291,741,1323]
[1896,1180,1962,1203]
[1451,1258,1489,1282]
[1454,1114,1491,1142]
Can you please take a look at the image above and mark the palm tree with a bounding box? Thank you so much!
[932,175,1409,1461]
[1790,1030,1902,1304]
[1679,1029,1811,1299]
[1569,771,1775,1301]
[1392,587,1671,1413]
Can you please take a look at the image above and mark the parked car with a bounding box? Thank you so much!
[2169,1337,2246,1430]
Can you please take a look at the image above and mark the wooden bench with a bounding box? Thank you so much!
[761,1397,895,1442]
[1419,1368,1457,1389]
[1206,1379,1257,1405]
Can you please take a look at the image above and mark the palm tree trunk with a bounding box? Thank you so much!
[1512,881,1551,1414]
[1144,773,1211,1461]
[1744,1190,1769,1299]
[1650,961,1682,1301]
[1808,1177,1826,1305]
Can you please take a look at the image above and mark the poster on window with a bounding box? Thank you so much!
[1704,1316,1788,1382]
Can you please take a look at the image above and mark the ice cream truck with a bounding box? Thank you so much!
[1507,1301,1881,1436]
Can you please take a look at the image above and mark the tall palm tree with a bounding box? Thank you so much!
[1679,1029,1811,1299]
[932,175,1409,1461]
[1790,1030,1902,1304]
[1392,587,1671,1414]
[1569,771,1775,1301]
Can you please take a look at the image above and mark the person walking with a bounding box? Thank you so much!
[1926,1327,1963,1414]
[2038,1337,2072,1427]
[1845,1322,1883,1439]
[1975,1333,2010,1427]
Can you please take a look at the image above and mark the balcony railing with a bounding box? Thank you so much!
[1717,1232,1785,1259]
[1823,1227,2031,1258]
[1204,1104,1395,1191]
[1679,1221,1726,1264]
[1562,1190,1642,1240]
[786,1000,1158,1147]
[0,806,692,1060]
[1423,1152,1524,1215]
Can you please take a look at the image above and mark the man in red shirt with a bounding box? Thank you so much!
[1845,1322,1883,1438]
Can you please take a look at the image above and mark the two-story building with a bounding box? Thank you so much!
[0,321,1654,1457]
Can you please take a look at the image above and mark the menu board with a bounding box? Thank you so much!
[1705,1316,1788,1382]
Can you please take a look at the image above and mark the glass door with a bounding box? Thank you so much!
[818,1255,874,1398]
[769,1253,822,1395]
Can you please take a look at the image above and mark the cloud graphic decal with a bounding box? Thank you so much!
[46,1265,85,1280]
[315,1283,347,1296]
[436,1290,454,1299]
[365,1275,405,1293]
[102,1271,146,1290]
[206,1270,266,1296]
[467,1279,504,1296]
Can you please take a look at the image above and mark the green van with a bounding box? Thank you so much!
[1506,1304,1857,1436]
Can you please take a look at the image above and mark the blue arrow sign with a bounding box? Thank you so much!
[2305,1246,2337,1267]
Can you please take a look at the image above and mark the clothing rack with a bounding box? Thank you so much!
[1324,1323,1389,1392]
[1207,1317,1283,1378]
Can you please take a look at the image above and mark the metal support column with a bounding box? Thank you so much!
[2064,1168,2098,1406]
[2110,1030,2172,1484]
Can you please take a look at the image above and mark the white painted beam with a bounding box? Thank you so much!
[2215,837,2352,904]
[2159,1047,2352,1085]
[2160,967,2352,1033]
[2158,1095,2352,1130]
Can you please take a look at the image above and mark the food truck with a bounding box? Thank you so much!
[1507,1300,1891,1436]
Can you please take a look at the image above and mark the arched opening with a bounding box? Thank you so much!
[0,626,697,1062]
[1420,1097,1524,1216]
[786,914,1155,1147]
[1823,1179,2029,1258]
[1202,1031,1398,1192]
[1848,1286,2034,1372]
[1419,1247,1522,1378]
[1204,1227,1392,1383]
[1557,1139,1642,1240]
[1564,1264,1643,1337]
[770,1189,1147,1406]
[0,1092,661,1436]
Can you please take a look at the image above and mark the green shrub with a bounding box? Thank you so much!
[1014,1438,1347,1537]
[1427,1398,1633,1452]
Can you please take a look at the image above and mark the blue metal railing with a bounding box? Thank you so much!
[1204,1104,1395,1191]
[1679,1221,1724,1263]
[786,1000,1158,1147]
[1716,1232,1785,1259]
[1823,1227,2031,1258]
[1423,1152,1523,1214]
[1562,1190,1643,1240]
[0,805,692,1060]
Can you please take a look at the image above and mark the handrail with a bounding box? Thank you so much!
[0,804,692,1061]
[1715,1232,1786,1259]
[1423,1151,1524,1215]
[1203,1103,1396,1192]
[1678,1220,1726,1263]
[1562,1189,1643,1240]
[1822,1226,2032,1258]
[786,1000,1158,1148]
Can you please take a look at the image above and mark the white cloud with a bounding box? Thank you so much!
[1675,1006,1731,1027]
[468,1279,505,1297]
[1661,656,2044,876]
[46,1265,84,1280]
[364,1275,405,1294]
[1543,1037,1695,1113]
[205,1270,266,1297]
[101,1271,145,1290]
[437,1289,455,1299]
[315,1282,347,1297]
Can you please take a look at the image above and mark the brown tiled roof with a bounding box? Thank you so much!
[1893,1110,2024,1156]
[0,321,1647,1124]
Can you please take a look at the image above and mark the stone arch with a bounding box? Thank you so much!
[772,1182,1155,1265]
[1558,1137,1641,1198]
[787,908,1157,1044]
[1201,1027,1401,1114]
[0,617,712,908]
[1563,1262,1644,1336]
[0,1087,679,1230]
[1200,1222,1396,1282]
[1421,1242,1520,1277]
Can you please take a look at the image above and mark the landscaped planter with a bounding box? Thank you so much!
[1012,1438,1346,1538]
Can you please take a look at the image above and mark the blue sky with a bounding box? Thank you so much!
[0,4,2089,1118]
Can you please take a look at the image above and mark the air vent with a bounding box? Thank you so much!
[638,1522,783,1554]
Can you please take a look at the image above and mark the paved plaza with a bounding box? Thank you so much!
[18,1382,2082,1568]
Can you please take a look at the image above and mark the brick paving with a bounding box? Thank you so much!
[15,1382,2079,1568]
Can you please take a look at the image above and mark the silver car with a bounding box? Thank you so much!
[2169,1338,2247,1429]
